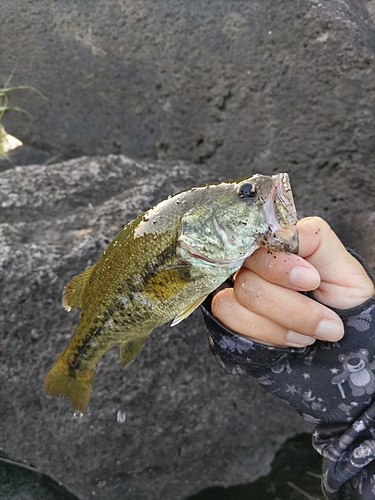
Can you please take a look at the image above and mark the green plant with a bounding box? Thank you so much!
[0,86,28,116]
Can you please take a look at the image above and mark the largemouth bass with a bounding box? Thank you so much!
[44,173,298,412]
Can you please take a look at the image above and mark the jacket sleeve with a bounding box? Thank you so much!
[201,251,375,500]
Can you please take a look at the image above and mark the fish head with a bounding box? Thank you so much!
[178,172,298,270]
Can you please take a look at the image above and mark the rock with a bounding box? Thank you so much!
[0,145,56,173]
[0,1,374,207]
[1,0,374,266]
[1,0,375,495]
[0,155,309,500]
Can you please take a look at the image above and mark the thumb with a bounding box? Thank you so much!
[297,217,374,309]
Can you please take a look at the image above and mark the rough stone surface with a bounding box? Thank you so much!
[1,1,375,215]
[0,145,54,172]
[0,155,310,500]
[1,0,375,497]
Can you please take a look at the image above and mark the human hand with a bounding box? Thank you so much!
[212,217,375,348]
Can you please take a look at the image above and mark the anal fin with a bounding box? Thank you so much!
[120,335,150,371]
[171,294,208,327]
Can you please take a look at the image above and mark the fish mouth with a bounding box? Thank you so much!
[261,173,299,253]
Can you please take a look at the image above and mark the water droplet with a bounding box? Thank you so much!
[117,409,126,424]
[73,411,83,420]
[152,220,157,225]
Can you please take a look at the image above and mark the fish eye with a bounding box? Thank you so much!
[237,183,257,199]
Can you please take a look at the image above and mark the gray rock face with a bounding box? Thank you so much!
[1,0,375,496]
[1,1,375,213]
[0,156,309,500]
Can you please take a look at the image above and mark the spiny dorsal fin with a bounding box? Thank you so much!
[62,265,96,311]
[170,294,208,327]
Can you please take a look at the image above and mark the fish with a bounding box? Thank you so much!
[44,173,299,412]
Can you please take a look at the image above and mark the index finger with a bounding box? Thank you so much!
[296,216,374,307]
[241,247,321,292]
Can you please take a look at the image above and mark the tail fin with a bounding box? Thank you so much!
[44,358,94,413]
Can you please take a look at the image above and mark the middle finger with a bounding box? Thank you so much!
[234,268,344,342]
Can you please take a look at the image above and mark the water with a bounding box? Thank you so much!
[0,450,80,500]
[117,409,126,424]
[186,433,323,500]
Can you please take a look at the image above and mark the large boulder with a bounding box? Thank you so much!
[1,1,374,187]
[1,0,375,495]
[0,156,309,500]
[1,0,374,265]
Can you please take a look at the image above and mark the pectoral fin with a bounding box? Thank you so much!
[171,295,208,327]
[120,335,149,371]
[62,265,96,311]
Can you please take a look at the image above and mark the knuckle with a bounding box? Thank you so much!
[289,309,321,334]
[234,272,267,311]
[304,215,332,235]
[211,288,233,317]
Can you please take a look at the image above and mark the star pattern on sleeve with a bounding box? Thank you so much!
[285,384,299,395]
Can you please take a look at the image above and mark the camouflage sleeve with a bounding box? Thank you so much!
[201,251,375,500]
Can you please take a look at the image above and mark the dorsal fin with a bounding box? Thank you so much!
[62,265,95,311]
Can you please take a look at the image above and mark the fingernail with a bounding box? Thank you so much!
[286,330,316,346]
[313,319,344,341]
[289,266,320,290]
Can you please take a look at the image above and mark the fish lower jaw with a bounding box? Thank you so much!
[258,225,299,254]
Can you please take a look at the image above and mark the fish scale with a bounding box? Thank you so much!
[44,173,299,412]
